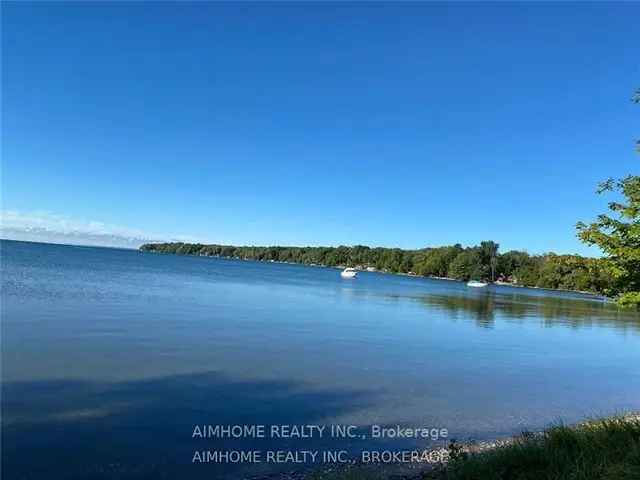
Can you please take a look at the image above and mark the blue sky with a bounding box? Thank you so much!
[2,2,638,254]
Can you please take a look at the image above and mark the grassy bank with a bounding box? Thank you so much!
[313,416,640,480]
[434,416,640,480]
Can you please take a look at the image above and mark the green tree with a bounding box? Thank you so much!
[576,90,640,307]
[415,245,463,277]
[479,241,499,281]
[448,249,484,281]
[577,175,640,307]
[497,250,531,279]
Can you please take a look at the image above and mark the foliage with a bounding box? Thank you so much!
[307,416,640,480]
[534,254,613,293]
[140,241,616,296]
[618,292,640,309]
[447,248,485,281]
[413,245,463,277]
[428,416,640,480]
[577,176,640,308]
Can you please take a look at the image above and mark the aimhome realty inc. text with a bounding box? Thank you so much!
[192,424,449,440]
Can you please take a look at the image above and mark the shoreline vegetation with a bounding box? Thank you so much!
[305,414,640,480]
[430,414,640,480]
[140,241,613,298]
[139,172,639,309]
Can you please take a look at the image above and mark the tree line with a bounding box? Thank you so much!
[139,241,614,295]
[142,92,638,306]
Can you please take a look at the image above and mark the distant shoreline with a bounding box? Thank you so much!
[139,246,609,300]
[0,238,609,300]
[0,237,139,251]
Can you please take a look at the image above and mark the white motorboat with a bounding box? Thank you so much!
[467,280,488,288]
[340,267,357,279]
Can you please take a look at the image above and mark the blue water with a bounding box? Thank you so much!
[2,240,639,479]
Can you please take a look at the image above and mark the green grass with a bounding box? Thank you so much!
[312,416,640,480]
[431,416,640,480]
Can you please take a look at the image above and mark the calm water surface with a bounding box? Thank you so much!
[2,240,639,479]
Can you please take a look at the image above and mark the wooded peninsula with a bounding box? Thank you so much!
[141,173,640,308]
[139,241,611,296]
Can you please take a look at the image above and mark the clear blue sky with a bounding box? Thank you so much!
[3,2,638,254]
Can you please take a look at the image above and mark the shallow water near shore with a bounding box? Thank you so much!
[2,239,639,479]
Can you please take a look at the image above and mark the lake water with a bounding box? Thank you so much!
[2,239,639,479]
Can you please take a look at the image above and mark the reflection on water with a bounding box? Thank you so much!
[2,240,640,479]
[339,278,639,332]
[415,291,640,331]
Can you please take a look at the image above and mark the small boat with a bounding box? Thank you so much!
[340,267,357,279]
[467,280,488,288]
